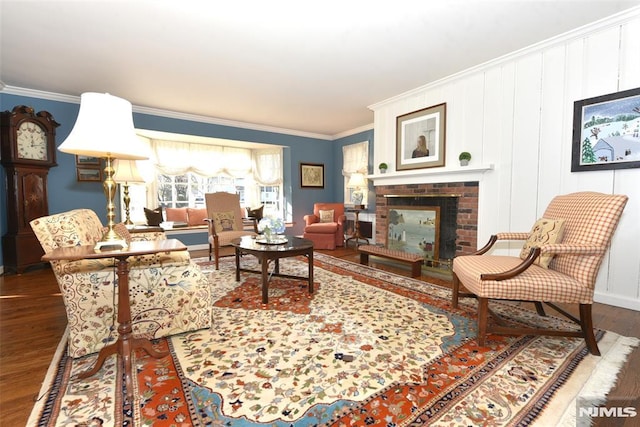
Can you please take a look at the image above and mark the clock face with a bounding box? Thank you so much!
[17,121,48,161]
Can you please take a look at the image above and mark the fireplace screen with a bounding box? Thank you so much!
[387,206,440,261]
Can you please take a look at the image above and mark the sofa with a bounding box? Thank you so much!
[30,209,212,358]
[165,207,208,227]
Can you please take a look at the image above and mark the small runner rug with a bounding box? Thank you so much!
[29,253,638,426]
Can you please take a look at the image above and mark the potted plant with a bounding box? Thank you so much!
[458,152,471,166]
[378,162,388,174]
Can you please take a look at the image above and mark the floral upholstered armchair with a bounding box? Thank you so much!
[30,209,212,358]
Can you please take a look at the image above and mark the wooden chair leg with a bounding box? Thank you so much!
[359,253,369,266]
[534,302,546,316]
[580,303,600,356]
[477,297,489,347]
[214,245,220,270]
[451,272,460,308]
[209,243,213,261]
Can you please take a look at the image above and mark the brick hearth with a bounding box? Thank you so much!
[375,181,479,259]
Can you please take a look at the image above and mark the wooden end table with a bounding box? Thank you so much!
[345,206,369,247]
[42,239,187,401]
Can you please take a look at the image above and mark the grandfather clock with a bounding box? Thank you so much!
[1,106,59,273]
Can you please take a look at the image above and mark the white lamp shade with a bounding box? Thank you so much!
[113,159,145,184]
[58,93,150,160]
[348,172,366,187]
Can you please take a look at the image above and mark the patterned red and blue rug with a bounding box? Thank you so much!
[29,253,638,426]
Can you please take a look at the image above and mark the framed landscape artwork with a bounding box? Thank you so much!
[300,163,324,188]
[76,167,102,182]
[571,87,640,172]
[396,103,446,171]
[76,155,101,165]
[386,206,440,262]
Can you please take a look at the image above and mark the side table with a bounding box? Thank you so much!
[345,206,370,247]
[42,239,187,401]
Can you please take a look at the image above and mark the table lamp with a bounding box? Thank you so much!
[113,159,145,227]
[348,172,366,207]
[58,93,149,250]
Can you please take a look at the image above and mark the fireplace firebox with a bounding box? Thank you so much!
[375,181,479,268]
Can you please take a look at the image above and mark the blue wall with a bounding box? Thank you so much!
[0,92,374,266]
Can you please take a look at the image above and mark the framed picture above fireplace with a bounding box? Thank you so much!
[387,206,440,262]
[396,103,446,171]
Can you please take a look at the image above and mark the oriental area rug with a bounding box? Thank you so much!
[30,253,638,426]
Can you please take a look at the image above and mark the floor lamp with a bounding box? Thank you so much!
[113,159,145,227]
[58,93,149,250]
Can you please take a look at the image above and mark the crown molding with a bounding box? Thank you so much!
[1,85,335,141]
[331,123,374,140]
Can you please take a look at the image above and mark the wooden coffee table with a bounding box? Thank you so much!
[231,235,314,304]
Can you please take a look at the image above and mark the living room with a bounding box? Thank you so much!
[2,2,640,425]
[2,3,639,309]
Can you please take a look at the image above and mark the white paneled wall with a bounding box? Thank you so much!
[370,9,640,310]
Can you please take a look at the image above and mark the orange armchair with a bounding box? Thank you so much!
[303,203,347,250]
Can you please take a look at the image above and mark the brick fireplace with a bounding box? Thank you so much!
[375,181,479,265]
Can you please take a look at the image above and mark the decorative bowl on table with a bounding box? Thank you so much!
[257,217,286,244]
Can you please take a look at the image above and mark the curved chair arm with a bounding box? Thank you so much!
[539,243,606,256]
[476,243,607,282]
[472,233,529,255]
[480,247,541,281]
[495,232,529,240]
[473,235,498,255]
[337,214,347,225]
[204,218,219,237]
[303,214,319,226]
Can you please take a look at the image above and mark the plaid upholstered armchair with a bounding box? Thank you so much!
[31,209,212,358]
[452,192,628,355]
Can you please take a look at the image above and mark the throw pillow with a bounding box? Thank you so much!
[519,218,565,268]
[318,209,334,223]
[246,205,264,221]
[187,208,208,227]
[211,211,237,232]
[144,207,163,226]
[111,222,132,244]
[165,207,188,223]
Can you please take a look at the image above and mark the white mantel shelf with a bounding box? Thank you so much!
[367,164,494,185]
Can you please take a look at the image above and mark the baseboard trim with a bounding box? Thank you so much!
[594,291,640,312]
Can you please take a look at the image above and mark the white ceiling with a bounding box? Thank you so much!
[1,1,639,138]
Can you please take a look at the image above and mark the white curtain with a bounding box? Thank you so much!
[342,141,369,178]
[222,147,253,178]
[342,141,369,205]
[146,139,281,209]
[244,148,283,208]
[154,140,226,176]
[254,148,283,185]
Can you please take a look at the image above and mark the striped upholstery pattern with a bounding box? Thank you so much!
[453,192,628,303]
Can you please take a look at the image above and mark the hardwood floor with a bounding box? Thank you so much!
[1,248,638,425]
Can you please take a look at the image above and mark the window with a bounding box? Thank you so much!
[123,132,284,224]
[157,174,244,208]
[343,141,369,206]
[259,185,281,217]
